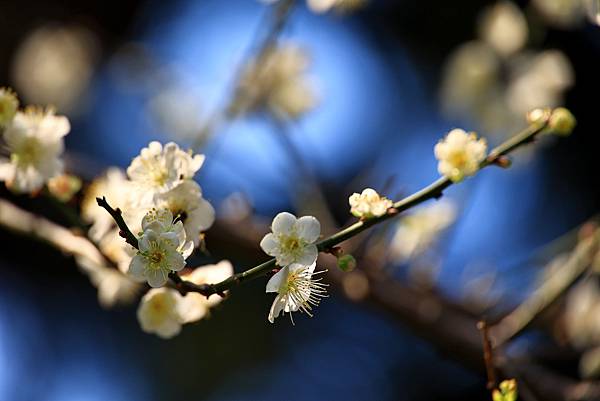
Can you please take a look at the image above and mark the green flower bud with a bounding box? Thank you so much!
[337,254,356,272]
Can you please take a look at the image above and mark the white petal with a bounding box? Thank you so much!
[296,216,320,243]
[147,269,168,287]
[289,261,316,275]
[179,240,194,259]
[178,294,209,323]
[166,251,185,272]
[271,212,296,235]
[128,255,147,282]
[156,318,182,339]
[297,245,318,266]
[260,233,280,256]
[266,266,289,293]
[268,294,286,323]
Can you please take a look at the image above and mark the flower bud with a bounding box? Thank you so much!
[0,87,19,127]
[492,379,518,401]
[548,107,576,136]
[337,254,357,272]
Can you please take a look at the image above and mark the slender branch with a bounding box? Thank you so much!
[98,114,552,297]
[478,320,497,390]
[95,197,138,249]
[490,229,600,346]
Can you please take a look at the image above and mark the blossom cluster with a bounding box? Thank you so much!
[0,88,71,194]
[78,141,221,337]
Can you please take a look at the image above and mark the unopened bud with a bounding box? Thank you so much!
[337,254,357,272]
[548,107,576,136]
[526,107,551,125]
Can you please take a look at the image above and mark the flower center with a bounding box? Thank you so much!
[448,150,468,168]
[281,235,303,254]
[12,137,42,166]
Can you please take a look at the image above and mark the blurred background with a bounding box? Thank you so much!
[0,0,599,400]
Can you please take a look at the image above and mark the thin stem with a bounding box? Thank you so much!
[490,229,600,346]
[478,320,497,391]
[97,114,553,297]
[95,197,138,249]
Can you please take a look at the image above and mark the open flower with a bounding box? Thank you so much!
[260,212,321,267]
[0,108,70,193]
[128,208,193,287]
[349,188,393,218]
[434,129,487,182]
[266,262,328,323]
[178,260,234,323]
[0,87,18,127]
[155,180,215,247]
[137,288,185,339]
[127,141,205,200]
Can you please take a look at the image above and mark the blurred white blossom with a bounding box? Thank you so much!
[478,1,528,57]
[389,200,457,263]
[11,24,98,114]
[0,87,18,127]
[440,1,575,136]
[531,0,585,28]
[47,174,81,202]
[75,254,140,308]
[260,212,321,267]
[178,260,234,323]
[565,280,600,348]
[128,208,194,287]
[82,168,132,242]
[232,44,317,120]
[0,108,70,193]
[127,141,205,201]
[349,188,393,218]
[137,288,185,339]
[266,262,328,323]
[434,129,487,182]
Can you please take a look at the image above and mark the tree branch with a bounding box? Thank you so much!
[98,114,553,297]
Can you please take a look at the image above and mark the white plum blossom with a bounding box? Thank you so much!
[434,129,487,182]
[137,288,185,339]
[349,188,393,218]
[266,262,328,323]
[127,141,205,201]
[260,212,321,267]
[155,180,215,247]
[178,260,234,323]
[389,200,457,263]
[128,208,194,287]
[0,87,18,127]
[0,108,70,193]
[478,1,528,57]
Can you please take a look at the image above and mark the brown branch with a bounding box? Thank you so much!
[478,320,497,390]
[95,197,138,249]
